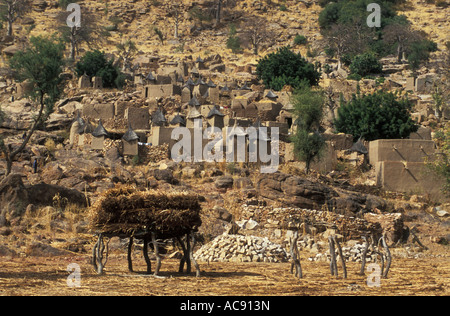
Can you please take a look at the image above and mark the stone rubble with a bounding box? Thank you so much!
[194,234,289,263]
[301,239,377,263]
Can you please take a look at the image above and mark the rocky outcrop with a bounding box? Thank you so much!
[256,173,337,209]
[256,172,391,215]
[0,174,89,223]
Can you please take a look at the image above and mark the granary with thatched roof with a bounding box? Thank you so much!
[89,185,203,276]
[206,105,225,129]
[151,108,167,127]
[91,119,109,150]
[170,113,186,127]
[122,124,140,156]
[186,104,203,129]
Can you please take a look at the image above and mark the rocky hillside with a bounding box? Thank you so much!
[0,0,448,271]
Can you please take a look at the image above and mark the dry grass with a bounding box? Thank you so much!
[0,254,448,296]
[88,185,202,238]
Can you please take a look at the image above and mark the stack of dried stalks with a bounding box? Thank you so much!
[88,185,202,238]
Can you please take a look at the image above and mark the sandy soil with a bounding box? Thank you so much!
[0,251,448,296]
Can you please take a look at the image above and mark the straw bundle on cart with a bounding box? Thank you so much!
[88,185,202,239]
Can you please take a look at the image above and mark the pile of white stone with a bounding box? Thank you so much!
[194,234,289,263]
[309,241,377,263]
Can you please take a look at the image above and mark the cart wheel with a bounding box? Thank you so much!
[92,234,109,274]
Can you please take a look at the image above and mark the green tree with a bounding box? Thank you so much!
[75,50,124,89]
[1,36,65,176]
[407,39,438,73]
[334,90,418,141]
[349,52,383,77]
[256,46,320,91]
[154,26,165,44]
[226,23,241,53]
[291,85,326,174]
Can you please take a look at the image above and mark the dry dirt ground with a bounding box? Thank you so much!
[0,252,448,296]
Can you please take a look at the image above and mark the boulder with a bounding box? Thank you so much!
[215,176,234,189]
[25,242,70,257]
[257,172,338,209]
[213,206,233,222]
[256,172,390,214]
[0,245,17,257]
[0,174,89,221]
[152,169,176,184]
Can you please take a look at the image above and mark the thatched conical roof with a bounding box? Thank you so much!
[122,124,139,142]
[206,106,225,119]
[151,108,167,126]
[92,119,109,138]
[170,113,186,126]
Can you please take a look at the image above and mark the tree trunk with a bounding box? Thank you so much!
[5,92,45,176]
[305,159,311,174]
[289,230,302,279]
[5,158,12,176]
[381,235,391,279]
[216,0,222,25]
[143,236,152,274]
[152,232,161,276]
[328,236,338,277]
[189,234,201,277]
[397,43,403,63]
[333,236,347,279]
[359,236,369,275]
[253,43,258,55]
[7,19,13,37]
[174,8,179,38]
[127,236,134,272]
[70,33,76,60]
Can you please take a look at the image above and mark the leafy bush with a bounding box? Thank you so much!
[226,24,242,53]
[334,90,418,141]
[256,46,320,91]
[347,73,362,81]
[75,50,124,89]
[407,39,438,72]
[293,34,307,46]
[319,0,397,30]
[349,53,383,77]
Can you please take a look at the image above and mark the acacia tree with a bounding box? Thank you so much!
[116,38,137,72]
[0,36,65,176]
[56,5,99,60]
[0,0,31,36]
[213,0,236,26]
[242,17,273,55]
[383,19,415,63]
[324,23,353,70]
